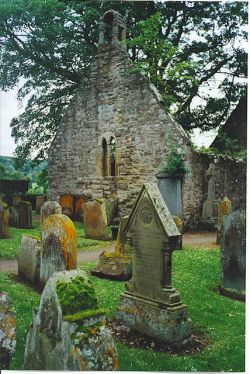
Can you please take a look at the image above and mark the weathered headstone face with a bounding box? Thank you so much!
[116,183,191,343]
[36,195,46,214]
[220,210,246,292]
[40,201,62,227]
[217,197,232,244]
[202,163,218,227]
[9,207,18,227]
[0,203,10,239]
[40,214,77,286]
[17,201,32,229]
[59,194,73,218]
[105,198,118,225]
[18,235,41,284]
[91,216,132,280]
[83,200,110,240]
[0,292,16,369]
[23,270,119,371]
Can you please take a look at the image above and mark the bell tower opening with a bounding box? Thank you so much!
[98,10,126,50]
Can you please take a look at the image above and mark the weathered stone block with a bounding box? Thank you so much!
[220,210,246,292]
[74,196,86,221]
[9,207,18,227]
[0,203,10,239]
[40,214,77,286]
[0,292,16,369]
[40,200,62,226]
[18,235,41,284]
[17,201,32,229]
[217,197,232,244]
[23,270,118,371]
[105,198,118,225]
[83,200,110,240]
[59,194,73,218]
[36,195,46,214]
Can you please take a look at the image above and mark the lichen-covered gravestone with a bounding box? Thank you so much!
[40,200,62,226]
[23,270,119,370]
[17,201,32,229]
[83,199,110,240]
[0,292,16,369]
[40,214,77,286]
[18,235,41,284]
[91,216,132,280]
[220,210,246,295]
[116,183,191,343]
[0,202,10,239]
[216,197,232,244]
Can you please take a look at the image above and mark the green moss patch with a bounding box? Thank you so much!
[56,275,98,315]
[63,307,107,322]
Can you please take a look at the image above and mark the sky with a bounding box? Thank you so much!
[0,86,217,158]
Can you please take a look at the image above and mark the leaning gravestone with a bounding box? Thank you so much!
[216,196,232,244]
[91,216,132,280]
[0,292,16,369]
[17,201,32,229]
[83,199,110,240]
[116,183,191,343]
[40,200,62,226]
[18,236,41,284]
[40,214,77,286]
[0,202,10,239]
[220,210,246,295]
[23,270,119,370]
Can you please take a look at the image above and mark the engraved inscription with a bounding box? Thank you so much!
[140,207,153,225]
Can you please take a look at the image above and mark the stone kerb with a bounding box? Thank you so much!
[0,202,10,239]
[40,214,77,286]
[17,201,32,229]
[23,270,119,370]
[0,292,16,369]
[18,235,41,284]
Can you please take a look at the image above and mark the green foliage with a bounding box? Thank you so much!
[161,146,187,176]
[0,247,245,371]
[0,1,247,161]
[63,308,106,322]
[56,275,98,315]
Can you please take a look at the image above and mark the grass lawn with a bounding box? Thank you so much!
[0,247,245,371]
[0,213,113,259]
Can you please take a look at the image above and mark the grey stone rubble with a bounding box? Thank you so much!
[23,270,119,371]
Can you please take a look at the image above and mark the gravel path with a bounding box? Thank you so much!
[0,233,218,275]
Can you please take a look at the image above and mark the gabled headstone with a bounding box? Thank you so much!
[116,183,191,343]
[17,201,32,229]
[220,210,246,296]
[91,216,132,280]
[0,203,10,239]
[40,214,77,286]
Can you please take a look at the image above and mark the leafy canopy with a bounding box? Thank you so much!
[0,0,247,161]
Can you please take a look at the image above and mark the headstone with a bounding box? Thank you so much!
[17,201,32,229]
[216,197,232,244]
[23,270,119,371]
[157,176,182,216]
[105,198,118,225]
[18,235,41,284]
[12,194,22,208]
[0,292,16,369]
[83,199,110,240]
[116,183,191,343]
[220,210,246,293]
[9,207,18,227]
[91,216,132,280]
[40,200,62,226]
[202,163,218,226]
[59,194,73,218]
[36,195,46,214]
[0,203,10,239]
[74,196,85,221]
[40,214,77,286]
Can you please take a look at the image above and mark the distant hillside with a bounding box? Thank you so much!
[0,156,47,183]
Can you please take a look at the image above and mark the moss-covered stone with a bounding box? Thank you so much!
[63,308,106,323]
[56,275,98,315]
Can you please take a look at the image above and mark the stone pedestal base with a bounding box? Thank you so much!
[91,252,132,280]
[116,292,191,343]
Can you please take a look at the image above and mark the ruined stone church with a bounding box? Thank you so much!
[48,10,246,229]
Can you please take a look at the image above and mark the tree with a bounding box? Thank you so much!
[0,0,247,162]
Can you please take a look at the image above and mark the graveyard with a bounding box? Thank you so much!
[0,3,246,372]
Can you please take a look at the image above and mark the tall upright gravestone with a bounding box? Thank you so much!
[17,201,32,229]
[0,203,10,239]
[116,183,191,343]
[83,199,110,240]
